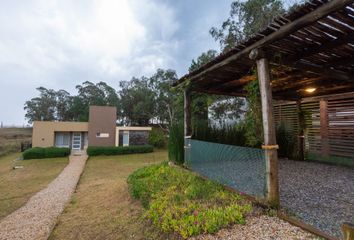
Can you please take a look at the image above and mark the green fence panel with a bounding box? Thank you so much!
[185,139,266,198]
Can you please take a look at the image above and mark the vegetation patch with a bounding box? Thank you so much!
[87,145,153,156]
[23,147,70,160]
[127,163,252,239]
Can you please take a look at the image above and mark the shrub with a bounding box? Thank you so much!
[168,122,184,165]
[276,124,296,158]
[127,163,252,239]
[87,145,153,156]
[148,128,166,148]
[22,147,70,160]
[193,123,246,147]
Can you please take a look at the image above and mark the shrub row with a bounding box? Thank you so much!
[23,147,70,160]
[127,163,252,239]
[87,145,153,156]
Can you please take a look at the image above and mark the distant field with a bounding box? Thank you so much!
[0,128,32,156]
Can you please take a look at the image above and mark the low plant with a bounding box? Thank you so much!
[87,145,153,156]
[22,147,70,160]
[276,123,296,158]
[127,163,252,239]
[148,128,166,148]
[168,122,184,165]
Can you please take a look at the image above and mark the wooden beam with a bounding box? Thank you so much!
[252,49,280,207]
[284,32,354,63]
[177,0,352,84]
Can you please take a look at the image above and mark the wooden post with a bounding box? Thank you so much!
[184,88,192,137]
[342,222,354,240]
[320,99,329,157]
[297,101,305,161]
[184,88,192,163]
[250,48,280,207]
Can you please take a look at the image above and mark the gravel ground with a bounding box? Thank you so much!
[191,215,317,240]
[189,158,353,238]
[0,153,87,240]
[279,159,354,238]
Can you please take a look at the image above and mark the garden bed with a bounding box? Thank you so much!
[127,162,253,239]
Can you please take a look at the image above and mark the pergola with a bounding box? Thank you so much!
[174,0,354,209]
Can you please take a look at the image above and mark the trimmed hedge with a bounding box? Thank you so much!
[23,147,70,160]
[87,145,154,156]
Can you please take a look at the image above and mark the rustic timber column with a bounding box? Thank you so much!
[250,48,280,207]
[184,88,192,137]
[184,88,192,162]
[320,99,329,157]
[297,101,305,161]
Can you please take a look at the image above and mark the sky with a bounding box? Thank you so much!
[0,0,235,126]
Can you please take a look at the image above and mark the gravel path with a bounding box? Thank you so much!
[279,159,354,238]
[0,154,87,240]
[191,215,317,240]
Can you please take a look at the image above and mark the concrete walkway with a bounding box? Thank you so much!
[0,153,87,240]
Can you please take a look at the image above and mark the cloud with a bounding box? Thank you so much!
[0,0,231,125]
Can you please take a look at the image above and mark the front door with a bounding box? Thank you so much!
[72,132,82,150]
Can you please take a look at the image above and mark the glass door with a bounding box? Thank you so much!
[72,132,82,150]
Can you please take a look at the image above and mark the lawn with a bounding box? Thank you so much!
[0,153,68,219]
[49,150,168,240]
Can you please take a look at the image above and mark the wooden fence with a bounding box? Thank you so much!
[274,93,354,165]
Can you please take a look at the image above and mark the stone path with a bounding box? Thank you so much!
[0,154,87,240]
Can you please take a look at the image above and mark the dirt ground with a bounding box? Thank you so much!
[0,153,68,219]
[49,150,168,240]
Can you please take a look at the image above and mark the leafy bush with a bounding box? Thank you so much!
[127,163,252,239]
[22,147,70,160]
[276,124,296,158]
[193,123,246,147]
[148,128,166,148]
[168,122,184,165]
[87,145,153,156]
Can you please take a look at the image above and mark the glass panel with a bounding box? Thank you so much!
[185,139,266,198]
[123,132,129,146]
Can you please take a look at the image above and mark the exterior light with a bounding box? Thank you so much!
[305,88,316,93]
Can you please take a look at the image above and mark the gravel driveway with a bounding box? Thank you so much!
[0,153,87,240]
[279,159,354,238]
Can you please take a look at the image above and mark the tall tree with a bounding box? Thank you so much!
[210,0,285,51]
[74,81,119,121]
[119,77,155,126]
[149,69,182,126]
[24,87,57,123]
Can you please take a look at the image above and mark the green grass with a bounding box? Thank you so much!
[0,153,68,219]
[49,150,168,240]
[127,163,252,239]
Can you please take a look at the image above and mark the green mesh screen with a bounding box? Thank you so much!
[185,139,267,198]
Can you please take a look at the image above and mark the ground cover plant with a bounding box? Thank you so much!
[22,147,70,160]
[87,145,153,156]
[127,162,252,239]
[0,153,68,219]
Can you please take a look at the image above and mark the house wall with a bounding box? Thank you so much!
[32,121,88,147]
[88,106,116,146]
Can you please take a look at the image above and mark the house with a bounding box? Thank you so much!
[32,106,152,150]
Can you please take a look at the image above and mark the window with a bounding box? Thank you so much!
[55,133,70,147]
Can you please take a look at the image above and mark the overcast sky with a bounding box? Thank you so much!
[0,0,236,126]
